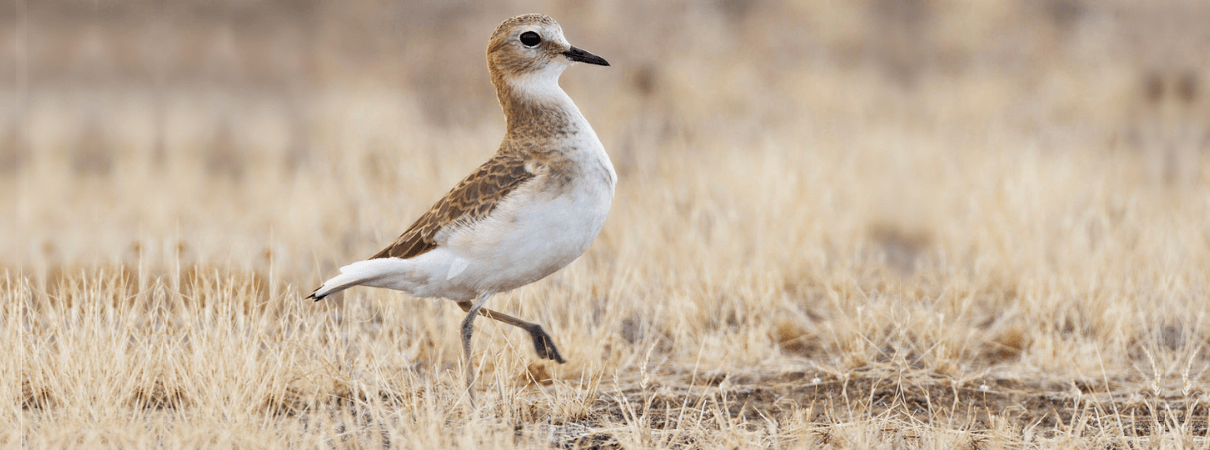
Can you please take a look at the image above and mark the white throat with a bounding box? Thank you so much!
[507,64,574,105]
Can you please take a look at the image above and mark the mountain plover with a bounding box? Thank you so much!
[309,14,614,401]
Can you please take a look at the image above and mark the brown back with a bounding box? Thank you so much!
[370,152,536,259]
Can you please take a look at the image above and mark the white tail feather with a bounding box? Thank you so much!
[310,259,408,299]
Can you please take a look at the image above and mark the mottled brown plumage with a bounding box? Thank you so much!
[488,15,578,141]
[370,152,535,259]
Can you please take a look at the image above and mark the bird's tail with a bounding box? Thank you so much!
[308,259,401,300]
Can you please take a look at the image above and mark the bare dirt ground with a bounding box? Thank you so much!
[3,1,1209,448]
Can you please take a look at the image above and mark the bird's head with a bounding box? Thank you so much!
[487,14,609,100]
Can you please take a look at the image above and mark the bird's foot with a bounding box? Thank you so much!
[527,325,566,364]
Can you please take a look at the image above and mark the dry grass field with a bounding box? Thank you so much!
[3,0,1210,448]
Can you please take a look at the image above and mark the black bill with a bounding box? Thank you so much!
[563,46,610,66]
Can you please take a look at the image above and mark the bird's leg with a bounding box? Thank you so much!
[461,292,493,408]
[457,301,566,363]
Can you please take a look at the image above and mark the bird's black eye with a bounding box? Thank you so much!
[519,31,541,47]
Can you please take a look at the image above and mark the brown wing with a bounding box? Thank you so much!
[370,152,536,259]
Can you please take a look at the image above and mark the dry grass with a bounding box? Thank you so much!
[3,0,1210,448]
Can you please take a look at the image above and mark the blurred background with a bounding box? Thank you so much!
[6,4,1210,441]
[0,0,1207,277]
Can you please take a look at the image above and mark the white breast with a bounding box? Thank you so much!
[451,130,614,294]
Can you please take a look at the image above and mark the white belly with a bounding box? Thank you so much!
[457,174,613,293]
[387,159,614,301]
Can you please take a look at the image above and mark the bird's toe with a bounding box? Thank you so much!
[528,325,566,363]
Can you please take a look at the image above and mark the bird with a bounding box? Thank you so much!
[308,14,614,404]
